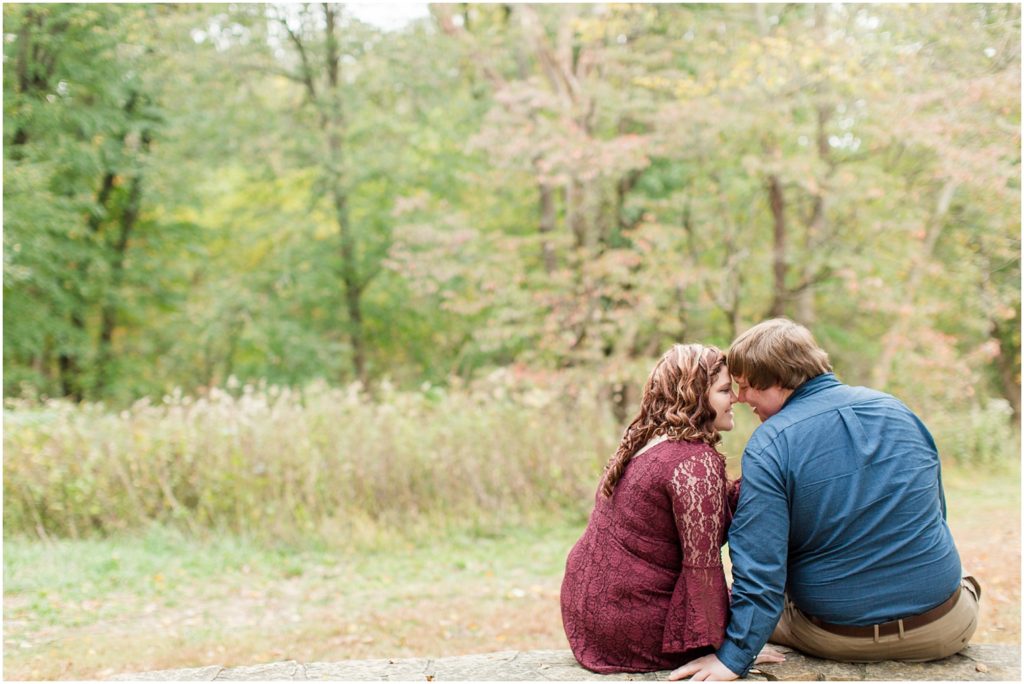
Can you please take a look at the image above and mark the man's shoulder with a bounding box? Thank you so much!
[746,383,910,453]
[826,383,919,420]
[786,381,907,422]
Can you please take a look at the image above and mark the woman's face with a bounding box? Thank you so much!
[709,366,738,432]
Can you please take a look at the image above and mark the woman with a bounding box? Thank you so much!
[560,344,779,673]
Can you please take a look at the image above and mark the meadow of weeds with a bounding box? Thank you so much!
[6,371,1016,545]
[4,372,620,546]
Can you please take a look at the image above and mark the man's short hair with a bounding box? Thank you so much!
[728,318,833,390]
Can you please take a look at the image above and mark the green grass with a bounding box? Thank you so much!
[941,457,1021,527]
[3,515,588,679]
[4,514,588,618]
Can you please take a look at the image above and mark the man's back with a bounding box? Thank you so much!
[739,373,962,624]
[678,319,979,681]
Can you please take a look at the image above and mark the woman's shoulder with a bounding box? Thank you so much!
[647,439,721,462]
[623,440,725,493]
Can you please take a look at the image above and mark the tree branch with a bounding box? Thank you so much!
[278,12,318,101]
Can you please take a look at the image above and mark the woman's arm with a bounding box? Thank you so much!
[668,450,729,567]
[727,477,742,516]
[661,448,731,654]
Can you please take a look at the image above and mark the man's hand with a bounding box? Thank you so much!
[754,645,786,665]
[667,654,739,681]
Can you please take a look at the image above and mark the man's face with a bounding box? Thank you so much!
[733,376,791,423]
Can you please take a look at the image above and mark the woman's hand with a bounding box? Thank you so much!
[754,645,786,665]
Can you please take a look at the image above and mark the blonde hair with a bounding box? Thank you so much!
[599,344,726,498]
[727,318,832,390]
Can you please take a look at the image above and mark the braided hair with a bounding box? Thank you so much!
[599,344,726,498]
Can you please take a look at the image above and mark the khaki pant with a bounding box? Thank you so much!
[769,577,981,662]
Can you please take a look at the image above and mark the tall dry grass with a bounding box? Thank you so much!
[5,369,1016,547]
[4,371,620,546]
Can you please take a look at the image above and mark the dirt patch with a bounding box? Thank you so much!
[950,518,1020,644]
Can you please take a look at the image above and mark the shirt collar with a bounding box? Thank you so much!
[783,372,840,408]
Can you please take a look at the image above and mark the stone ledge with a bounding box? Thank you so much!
[110,644,1019,681]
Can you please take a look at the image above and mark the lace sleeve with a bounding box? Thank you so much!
[661,449,730,654]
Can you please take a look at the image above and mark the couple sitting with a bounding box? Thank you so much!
[560,319,980,680]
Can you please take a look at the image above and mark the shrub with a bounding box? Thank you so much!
[929,399,1020,468]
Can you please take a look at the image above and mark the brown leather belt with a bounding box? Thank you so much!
[806,588,961,638]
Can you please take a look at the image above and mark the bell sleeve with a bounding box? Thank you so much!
[661,449,731,654]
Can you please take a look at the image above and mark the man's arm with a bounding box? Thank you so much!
[937,460,948,520]
[712,447,791,677]
[910,410,947,520]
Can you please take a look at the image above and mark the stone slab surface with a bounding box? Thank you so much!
[111,664,224,681]
[110,644,1019,681]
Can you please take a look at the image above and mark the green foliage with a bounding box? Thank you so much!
[3,4,198,402]
[3,4,1019,424]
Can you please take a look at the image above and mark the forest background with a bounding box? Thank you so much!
[3,3,1021,680]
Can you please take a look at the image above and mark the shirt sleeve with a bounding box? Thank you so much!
[716,447,790,677]
[937,463,948,520]
[661,449,730,654]
[910,406,947,520]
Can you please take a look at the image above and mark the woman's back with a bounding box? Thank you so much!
[560,440,733,673]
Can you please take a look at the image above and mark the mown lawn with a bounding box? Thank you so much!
[4,462,1018,680]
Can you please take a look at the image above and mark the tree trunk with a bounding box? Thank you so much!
[94,157,146,395]
[796,103,834,325]
[595,183,617,250]
[60,170,119,400]
[991,312,1021,424]
[61,181,101,403]
[58,344,82,401]
[872,179,958,390]
[567,177,588,250]
[332,184,367,384]
[616,169,641,233]
[537,179,557,274]
[319,4,368,386]
[767,174,788,317]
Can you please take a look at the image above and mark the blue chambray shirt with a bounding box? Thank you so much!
[716,373,962,676]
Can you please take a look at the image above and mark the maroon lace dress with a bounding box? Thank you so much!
[560,440,739,673]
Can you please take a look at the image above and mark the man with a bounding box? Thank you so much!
[670,318,980,681]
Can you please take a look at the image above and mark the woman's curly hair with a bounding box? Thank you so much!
[599,344,727,498]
